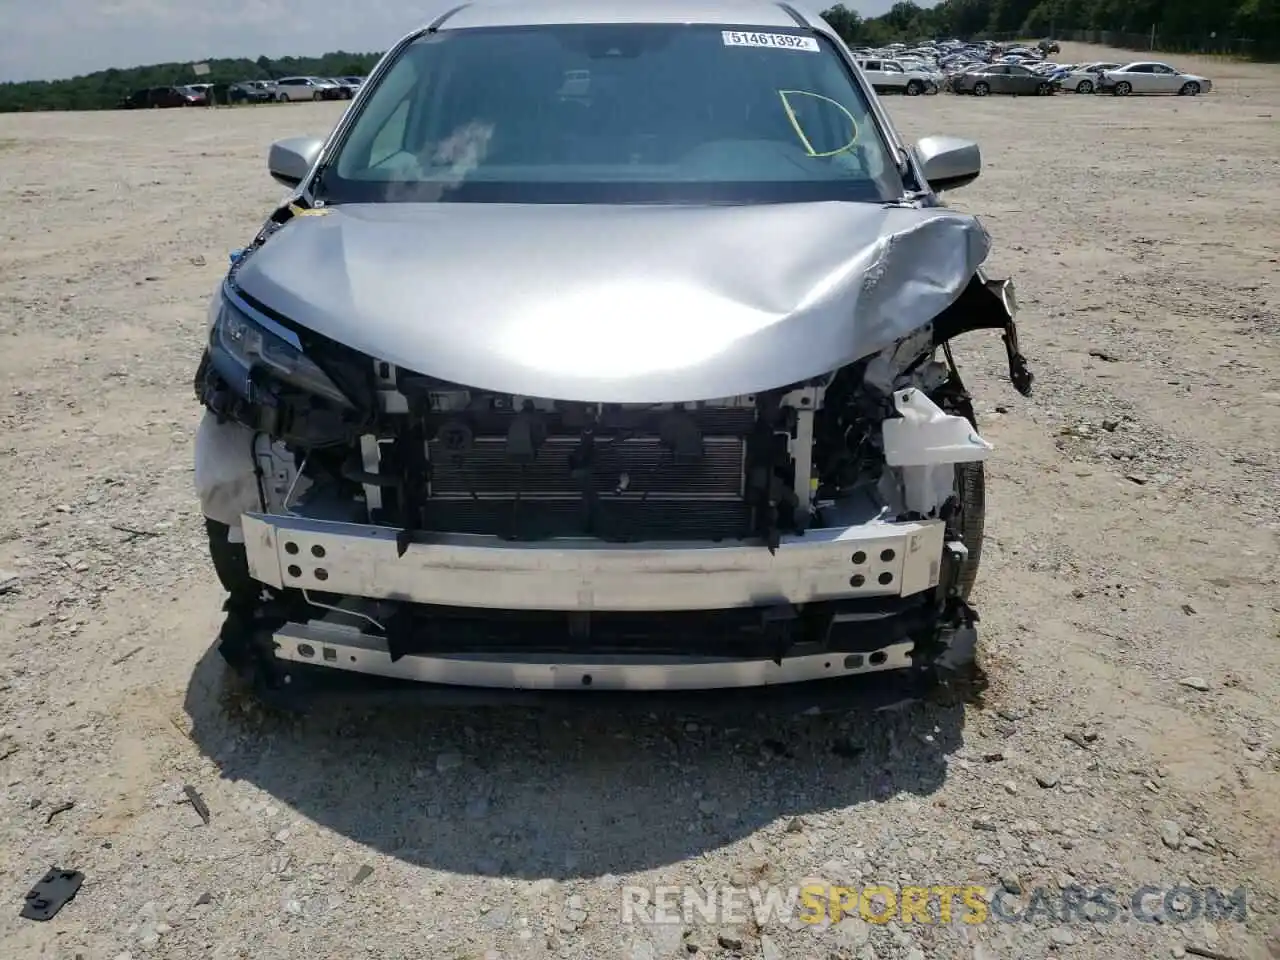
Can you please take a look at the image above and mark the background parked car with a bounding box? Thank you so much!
[950,63,1056,96]
[182,83,212,105]
[117,86,200,109]
[1098,62,1212,96]
[229,81,275,104]
[274,77,330,101]
[323,78,357,99]
[1056,62,1121,94]
[856,58,939,95]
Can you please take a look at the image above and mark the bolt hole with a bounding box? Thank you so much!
[850,574,865,588]
[824,661,831,669]
[297,643,315,658]
[851,551,867,565]
[581,674,593,686]
[284,541,299,555]
[878,572,893,585]
[311,544,326,559]
[314,568,329,582]
[881,548,895,562]
[869,651,887,665]
[286,564,302,578]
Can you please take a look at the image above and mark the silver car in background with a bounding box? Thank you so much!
[193,0,1033,705]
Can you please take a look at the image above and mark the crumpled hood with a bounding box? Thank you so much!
[234,201,990,403]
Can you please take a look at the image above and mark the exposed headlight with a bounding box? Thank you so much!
[209,290,352,407]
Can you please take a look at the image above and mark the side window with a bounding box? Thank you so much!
[1131,64,1152,73]
[886,62,904,73]
[864,60,880,71]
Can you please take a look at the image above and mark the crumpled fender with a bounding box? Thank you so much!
[194,412,308,536]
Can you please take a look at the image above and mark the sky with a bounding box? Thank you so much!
[0,0,905,84]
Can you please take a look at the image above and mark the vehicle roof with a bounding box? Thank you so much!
[438,0,816,30]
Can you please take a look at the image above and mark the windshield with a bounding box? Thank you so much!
[320,23,903,204]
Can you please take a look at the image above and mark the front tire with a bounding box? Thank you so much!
[1114,81,1132,96]
[206,518,256,603]
[1037,82,1052,95]
[1180,81,1201,96]
[973,81,990,97]
[905,79,924,96]
[1077,79,1094,94]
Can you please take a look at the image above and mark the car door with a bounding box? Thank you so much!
[1123,64,1156,93]
[985,65,1009,93]
[1004,64,1034,93]
[882,61,908,90]
[860,59,885,90]
[1149,63,1182,93]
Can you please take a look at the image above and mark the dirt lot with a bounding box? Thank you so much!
[1,42,1278,960]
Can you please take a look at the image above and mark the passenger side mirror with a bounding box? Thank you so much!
[913,135,981,193]
[268,136,324,189]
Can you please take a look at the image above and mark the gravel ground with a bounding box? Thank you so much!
[1,42,1278,960]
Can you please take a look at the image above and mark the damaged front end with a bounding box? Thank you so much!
[194,217,1032,702]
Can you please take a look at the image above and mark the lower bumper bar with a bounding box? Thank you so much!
[241,514,946,612]
[273,618,915,690]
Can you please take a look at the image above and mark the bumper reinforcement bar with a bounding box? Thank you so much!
[241,513,946,612]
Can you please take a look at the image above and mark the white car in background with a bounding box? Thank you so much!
[856,58,939,96]
[1099,61,1212,96]
[1057,62,1121,94]
[274,77,333,101]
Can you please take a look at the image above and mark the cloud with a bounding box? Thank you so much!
[0,0,901,84]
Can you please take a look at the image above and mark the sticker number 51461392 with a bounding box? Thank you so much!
[722,31,820,52]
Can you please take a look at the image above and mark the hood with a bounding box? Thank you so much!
[234,201,989,403]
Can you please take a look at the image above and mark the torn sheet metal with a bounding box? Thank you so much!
[232,201,991,403]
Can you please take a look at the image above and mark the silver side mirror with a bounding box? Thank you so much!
[914,135,982,192]
[268,136,324,189]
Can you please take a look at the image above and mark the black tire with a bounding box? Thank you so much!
[1077,79,1094,94]
[905,79,924,96]
[973,81,990,97]
[1037,82,1051,96]
[206,518,257,603]
[1179,81,1200,96]
[1114,81,1132,96]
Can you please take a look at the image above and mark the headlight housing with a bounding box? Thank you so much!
[209,288,353,407]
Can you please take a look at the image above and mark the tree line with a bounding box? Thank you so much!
[1,0,1275,113]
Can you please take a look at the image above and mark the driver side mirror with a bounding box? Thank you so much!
[268,136,324,189]
[913,135,981,193]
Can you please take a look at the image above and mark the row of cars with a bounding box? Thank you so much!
[948,60,1213,97]
[849,38,1212,99]
[117,76,365,109]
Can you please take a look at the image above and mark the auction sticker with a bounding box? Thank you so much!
[722,31,819,52]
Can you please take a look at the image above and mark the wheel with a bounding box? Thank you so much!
[1114,81,1132,96]
[972,81,989,97]
[1037,82,1051,95]
[1077,79,1094,94]
[905,79,924,96]
[1180,81,1201,96]
[206,518,257,603]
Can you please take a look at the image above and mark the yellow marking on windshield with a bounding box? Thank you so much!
[777,90,858,157]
